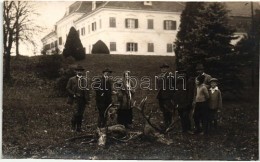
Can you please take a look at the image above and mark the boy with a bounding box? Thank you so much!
[208,78,222,129]
[193,75,209,135]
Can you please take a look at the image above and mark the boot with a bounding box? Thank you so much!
[71,119,76,131]
[76,120,82,132]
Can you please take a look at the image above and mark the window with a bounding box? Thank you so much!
[126,43,138,52]
[110,42,116,51]
[59,37,62,45]
[109,17,116,28]
[45,44,50,50]
[77,30,80,35]
[148,43,154,52]
[54,40,58,47]
[92,22,96,31]
[167,43,173,52]
[99,19,102,29]
[125,19,138,29]
[163,20,177,30]
[88,25,90,33]
[81,27,85,36]
[50,42,54,48]
[147,19,153,29]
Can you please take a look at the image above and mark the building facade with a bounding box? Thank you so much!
[41,1,260,55]
[41,1,184,56]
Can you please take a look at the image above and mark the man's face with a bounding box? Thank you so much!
[103,72,109,77]
[160,67,168,73]
[76,70,83,76]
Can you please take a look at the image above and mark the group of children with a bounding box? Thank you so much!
[193,75,222,135]
[176,64,222,135]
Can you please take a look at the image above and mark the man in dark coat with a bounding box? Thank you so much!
[156,63,175,128]
[175,71,194,134]
[66,65,90,132]
[95,68,113,128]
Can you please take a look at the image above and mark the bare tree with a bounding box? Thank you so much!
[3,1,17,79]
[13,1,42,57]
[3,1,42,79]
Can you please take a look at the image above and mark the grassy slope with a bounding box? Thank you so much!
[2,55,259,159]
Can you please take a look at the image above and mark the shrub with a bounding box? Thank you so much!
[35,54,63,80]
[91,40,110,54]
[54,65,75,97]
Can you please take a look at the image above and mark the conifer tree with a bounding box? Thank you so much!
[62,27,85,60]
[175,2,243,95]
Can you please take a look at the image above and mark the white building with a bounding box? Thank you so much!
[41,1,184,56]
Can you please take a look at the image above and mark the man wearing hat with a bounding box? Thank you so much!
[156,63,175,128]
[66,65,90,132]
[195,64,212,88]
[95,68,113,128]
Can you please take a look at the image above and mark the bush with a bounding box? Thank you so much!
[91,40,110,54]
[35,54,63,79]
[54,65,75,97]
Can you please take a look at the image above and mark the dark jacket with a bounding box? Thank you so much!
[156,72,175,100]
[66,76,90,104]
[174,76,195,109]
[95,76,112,105]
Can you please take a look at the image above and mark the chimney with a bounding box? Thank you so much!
[144,1,152,6]
[92,1,96,10]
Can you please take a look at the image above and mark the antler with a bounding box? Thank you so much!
[132,97,165,134]
[132,97,179,134]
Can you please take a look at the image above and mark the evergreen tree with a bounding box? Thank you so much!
[175,2,243,95]
[62,27,85,60]
[174,2,206,74]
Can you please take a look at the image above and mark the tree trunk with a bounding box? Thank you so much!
[4,50,11,80]
[16,30,20,57]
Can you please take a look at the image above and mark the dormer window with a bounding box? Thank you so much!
[92,1,96,10]
[144,1,152,6]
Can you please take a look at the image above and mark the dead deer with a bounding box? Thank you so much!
[132,97,179,135]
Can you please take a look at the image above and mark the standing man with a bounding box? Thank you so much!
[66,65,90,132]
[95,68,113,128]
[175,70,194,134]
[156,63,175,128]
[117,71,135,128]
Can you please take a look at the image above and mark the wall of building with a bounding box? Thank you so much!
[42,7,181,56]
[75,8,181,55]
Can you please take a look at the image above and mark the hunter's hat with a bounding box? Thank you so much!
[160,63,170,68]
[196,64,204,70]
[102,68,112,73]
[75,65,85,71]
[209,78,218,83]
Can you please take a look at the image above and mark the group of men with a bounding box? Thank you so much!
[66,63,220,134]
[66,65,133,132]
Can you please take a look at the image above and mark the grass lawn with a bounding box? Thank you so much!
[2,54,259,159]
